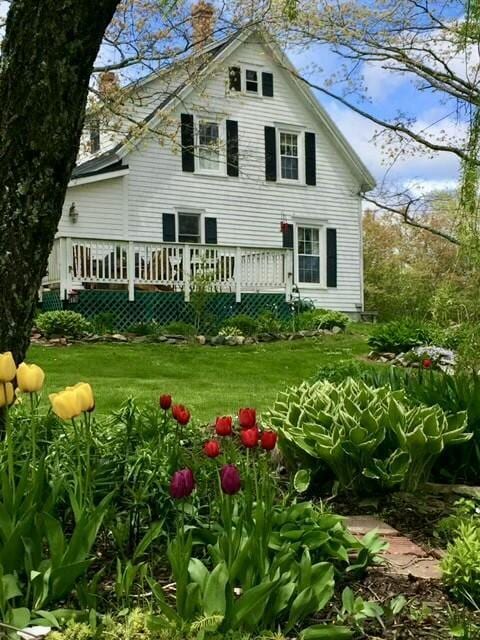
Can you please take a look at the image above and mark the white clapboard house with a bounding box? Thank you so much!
[42,4,375,322]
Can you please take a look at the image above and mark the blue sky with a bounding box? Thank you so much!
[288,43,464,195]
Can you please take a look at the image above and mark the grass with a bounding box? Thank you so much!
[28,325,372,420]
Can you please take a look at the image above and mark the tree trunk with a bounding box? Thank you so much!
[0,0,120,361]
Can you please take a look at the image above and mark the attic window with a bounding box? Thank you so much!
[245,69,258,93]
[229,66,241,92]
[90,121,100,153]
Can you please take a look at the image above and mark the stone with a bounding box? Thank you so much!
[155,335,168,342]
[166,338,177,344]
[164,334,187,341]
[383,554,441,580]
[385,536,427,557]
[132,335,149,343]
[289,332,303,340]
[111,333,128,342]
[331,326,342,334]
[84,334,102,342]
[225,335,238,346]
[196,335,206,345]
[210,335,225,346]
[382,352,396,360]
[237,335,245,345]
[345,515,398,537]
[258,333,274,342]
[244,337,256,345]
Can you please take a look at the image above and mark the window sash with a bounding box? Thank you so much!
[298,226,320,283]
[178,213,201,243]
[280,132,299,180]
[198,121,220,170]
[245,69,258,93]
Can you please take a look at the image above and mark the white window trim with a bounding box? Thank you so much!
[174,209,205,244]
[194,115,227,176]
[293,223,327,289]
[278,129,304,185]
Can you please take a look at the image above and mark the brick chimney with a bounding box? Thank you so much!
[191,1,215,48]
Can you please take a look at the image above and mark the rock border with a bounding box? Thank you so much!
[31,326,345,347]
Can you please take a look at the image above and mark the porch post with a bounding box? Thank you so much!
[127,241,135,302]
[285,249,293,301]
[235,246,242,303]
[59,237,68,301]
[183,244,191,302]
[65,237,73,297]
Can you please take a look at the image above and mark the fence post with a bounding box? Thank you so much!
[127,241,135,301]
[285,250,293,301]
[183,244,191,302]
[235,246,242,303]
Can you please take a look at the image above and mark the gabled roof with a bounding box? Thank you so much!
[72,28,375,191]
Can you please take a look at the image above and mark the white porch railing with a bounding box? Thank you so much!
[43,237,294,303]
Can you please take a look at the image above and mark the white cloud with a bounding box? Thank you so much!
[361,62,407,102]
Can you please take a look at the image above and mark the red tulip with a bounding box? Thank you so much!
[220,464,241,495]
[422,358,433,369]
[159,394,172,410]
[203,440,221,458]
[238,407,256,429]
[215,416,233,436]
[240,426,259,448]
[170,468,195,499]
[172,404,190,425]
[261,430,277,451]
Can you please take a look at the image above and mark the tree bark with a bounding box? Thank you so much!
[0,0,120,361]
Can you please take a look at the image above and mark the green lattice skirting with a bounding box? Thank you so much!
[41,290,293,332]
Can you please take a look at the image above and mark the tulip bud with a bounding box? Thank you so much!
[0,352,16,383]
[422,358,433,369]
[67,382,95,412]
[240,426,259,448]
[49,389,83,421]
[0,382,14,408]
[172,404,191,426]
[260,430,277,451]
[215,416,233,436]
[170,468,195,499]
[238,407,256,429]
[159,394,172,410]
[16,363,45,394]
[203,440,221,458]
[220,464,241,495]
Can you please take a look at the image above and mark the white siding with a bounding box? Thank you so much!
[59,176,126,240]
[125,35,365,311]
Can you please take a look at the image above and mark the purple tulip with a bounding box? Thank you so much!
[220,464,241,495]
[170,468,195,499]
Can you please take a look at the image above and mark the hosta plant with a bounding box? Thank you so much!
[268,378,470,493]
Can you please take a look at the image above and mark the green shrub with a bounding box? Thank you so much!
[218,325,244,337]
[297,309,350,331]
[314,360,370,384]
[436,498,480,544]
[222,314,258,336]
[126,320,162,336]
[268,378,470,493]
[35,310,91,337]
[442,522,480,604]
[91,312,116,335]
[368,319,433,353]
[160,321,196,336]
[256,310,284,334]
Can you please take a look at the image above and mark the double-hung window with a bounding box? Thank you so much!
[298,226,321,283]
[198,121,221,171]
[245,69,258,93]
[178,213,201,243]
[280,132,299,180]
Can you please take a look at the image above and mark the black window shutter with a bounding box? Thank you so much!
[226,120,239,177]
[305,132,316,185]
[326,228,337,287]
[163,213,176,242]
[282,223,293,249]
[181,113,195,172]
[262,72,274,97]
[264,126,277,181]
[205,217,218,244]
[229,66,241,91]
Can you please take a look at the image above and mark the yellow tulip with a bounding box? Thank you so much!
[0,383,14,408]
[16,363,45,393]
[68,382,95,413]
[0,352,16,383]
[49,389,82,421]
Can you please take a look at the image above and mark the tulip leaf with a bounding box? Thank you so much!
[294,469,311,493]
[203,562,228,617]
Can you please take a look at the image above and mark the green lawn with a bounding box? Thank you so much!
[28,326,372,420]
